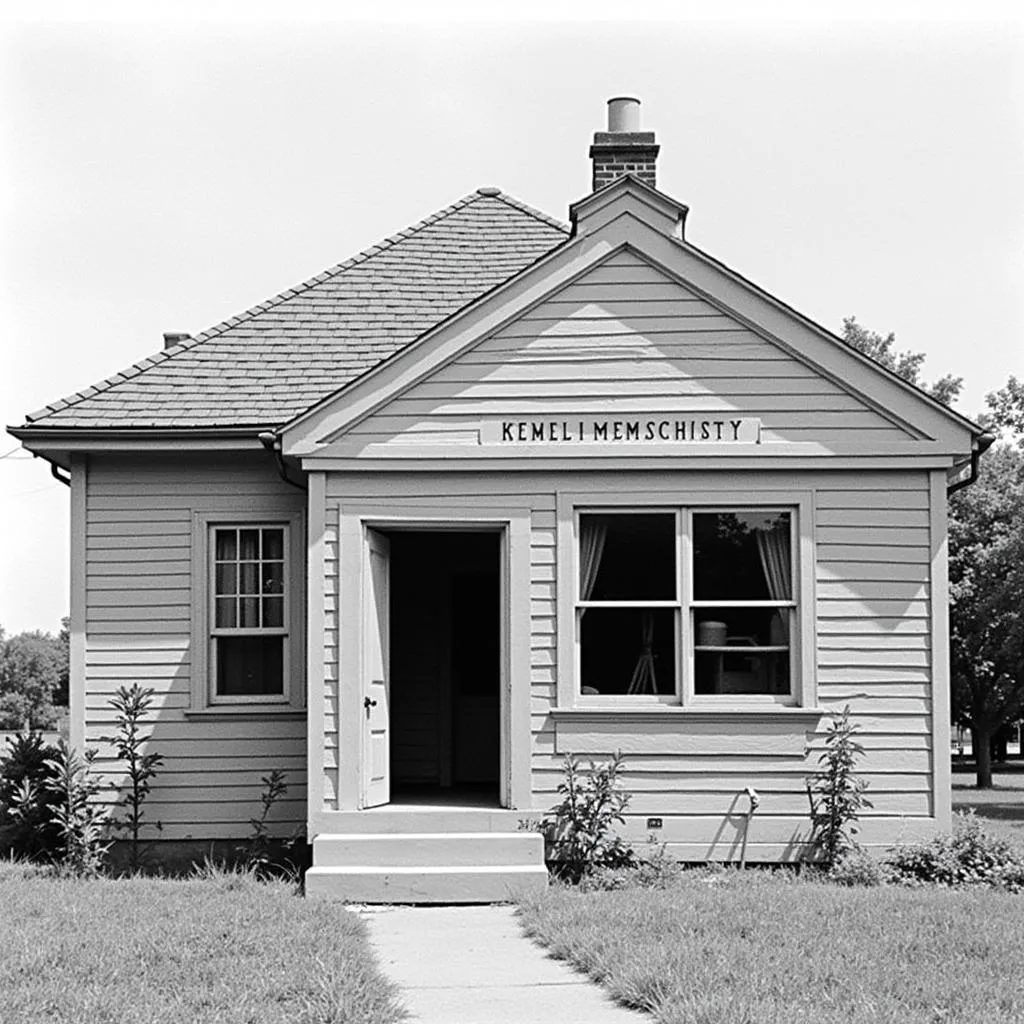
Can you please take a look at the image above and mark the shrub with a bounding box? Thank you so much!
[887,810,1024,892]
[580,838,684,892]
[806,705,872,869]
[0,731,62,860]
[827,847,893,887]
[541,752,636,882]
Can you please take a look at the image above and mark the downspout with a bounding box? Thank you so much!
[258,431,307,492]
[947,433,995,496]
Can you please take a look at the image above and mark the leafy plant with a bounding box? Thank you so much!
[242,769,288,875]
[0,731,62,860]
[887,810,1024,892]
[541,752,636,882]
[43,741,111,876]
[106,683,163,871]
[806,705,872,869]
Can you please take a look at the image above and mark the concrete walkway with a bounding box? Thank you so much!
[361,904,648,1023]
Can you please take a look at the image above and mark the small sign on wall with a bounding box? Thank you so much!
[479,416,762,446]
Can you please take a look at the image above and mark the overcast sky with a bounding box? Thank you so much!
[2,3,1022,634]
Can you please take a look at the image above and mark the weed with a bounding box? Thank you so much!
[106,684,163,872]
[806,705,872,869]
[541,752,635,882]
[43,742,110,877]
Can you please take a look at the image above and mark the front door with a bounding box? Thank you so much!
[362,528,390,808]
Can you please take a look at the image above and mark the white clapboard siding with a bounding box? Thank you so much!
[343,250,913,449]
[812,473,933,782]
[83,454,307,838]
[318,467,938,844]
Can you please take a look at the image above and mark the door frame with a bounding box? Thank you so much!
[335,503,533,812]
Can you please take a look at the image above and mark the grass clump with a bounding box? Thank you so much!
[517,870,1024,1024]
[0,866,406,1024]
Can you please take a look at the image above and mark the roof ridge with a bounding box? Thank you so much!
[492,190,571,234]
[24,190,502,423]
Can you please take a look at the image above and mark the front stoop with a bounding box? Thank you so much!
[305,831,548,903]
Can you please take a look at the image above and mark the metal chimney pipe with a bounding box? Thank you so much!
[607,96,641,133]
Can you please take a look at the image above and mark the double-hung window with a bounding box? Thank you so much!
[210,524,290,704]
[573,504,801,705]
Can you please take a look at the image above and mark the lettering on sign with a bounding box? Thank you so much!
[478,417,762,446]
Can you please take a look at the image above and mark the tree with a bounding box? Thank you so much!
[982,375,1024,448]
[949,442,1024,787]
[0,629,65,730]
[841,316,963,406]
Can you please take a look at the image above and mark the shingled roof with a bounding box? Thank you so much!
[22,190,569,430]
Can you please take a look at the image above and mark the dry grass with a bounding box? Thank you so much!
[517,870,1024,1024]
[0,862,406,1024]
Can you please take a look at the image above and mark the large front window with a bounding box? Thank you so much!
[575,507,796,703]
[210,525,289,702]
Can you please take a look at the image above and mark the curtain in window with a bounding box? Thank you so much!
[579,517,608,611]
[755,524,791,643]
[626,611,658,695]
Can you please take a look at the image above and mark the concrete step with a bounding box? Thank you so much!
[305,863,549,903]
[313,830,545,868]
[323,808,529,834]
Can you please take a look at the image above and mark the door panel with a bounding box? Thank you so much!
[362,529,390,808]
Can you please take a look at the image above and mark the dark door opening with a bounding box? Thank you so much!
[387,530,501,806]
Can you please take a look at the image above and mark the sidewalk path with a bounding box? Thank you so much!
[361,904,648,1023]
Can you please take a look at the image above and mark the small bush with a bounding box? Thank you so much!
[828,847,893,887]
[541,752,636,882]
[44,742,111,877]
[0,732,62,860]
[887,810,1024,892]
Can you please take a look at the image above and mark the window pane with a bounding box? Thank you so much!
[239,562,259,595]
[580,607,675,696]
[580,513,676,601]
[215,597,237,628]
[262,529,284,560]
[215,563,236,597]
[240,596,261,628]
[239,529,260,560]
[263,597,284,628]
[262,563,285,595]
[693,511,791,601]
[216,636,284,696]
[215,529,236,561]
[694,607,790,696]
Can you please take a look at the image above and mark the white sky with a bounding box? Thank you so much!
[2,2,1023,635]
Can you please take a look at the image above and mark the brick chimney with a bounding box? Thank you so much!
[590,97,659,192]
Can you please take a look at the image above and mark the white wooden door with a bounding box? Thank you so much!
[362,529,391,808]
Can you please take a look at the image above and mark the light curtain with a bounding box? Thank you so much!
[755,524,791,643]
[579,517,608,608]
[627,611,658,695]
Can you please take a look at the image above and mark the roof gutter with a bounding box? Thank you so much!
[947,432,996,496]
[258,431,307,492]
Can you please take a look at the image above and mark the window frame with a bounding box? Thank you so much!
[557,489,815,711]
[190,508,305,712]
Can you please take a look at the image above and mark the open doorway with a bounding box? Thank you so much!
[387,530,502,806]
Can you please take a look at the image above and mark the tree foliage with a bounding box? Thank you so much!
[841,316,963,406]
[949,442,1024,787]
[981,375,1024,448]
[0,628,67,730]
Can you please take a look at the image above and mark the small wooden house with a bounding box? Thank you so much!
[10,98,986,901]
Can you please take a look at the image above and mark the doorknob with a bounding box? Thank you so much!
[363,696,378,709]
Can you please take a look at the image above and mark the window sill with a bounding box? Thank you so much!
[184,707,306,722]
[550,706,825,726]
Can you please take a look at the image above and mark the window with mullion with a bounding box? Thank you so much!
[211,525,288,700]
[576,511,680,698]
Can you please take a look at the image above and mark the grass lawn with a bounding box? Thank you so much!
[952,758,1024,846]
[518,870,1024,1024]
[0,863,406,1024]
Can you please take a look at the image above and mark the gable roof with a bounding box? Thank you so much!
[17,190,569,430]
